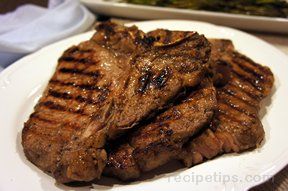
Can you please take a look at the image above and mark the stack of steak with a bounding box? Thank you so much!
[22,22,274,183]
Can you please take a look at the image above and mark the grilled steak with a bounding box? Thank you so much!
[104,30,274,181]
[22,22,211,183]
[179,39,274,167]
[105,79,217,180]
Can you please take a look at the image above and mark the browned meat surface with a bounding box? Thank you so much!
[21,22,211,183]
[105,79,217,180]
[179,39,274,167]
[104,30,274,181]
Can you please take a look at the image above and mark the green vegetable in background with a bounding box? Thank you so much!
[123,0,288,18]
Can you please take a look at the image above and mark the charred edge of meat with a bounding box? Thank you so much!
[147,29,194,46]
[138,71,152,94]
[151,67,171,89]
[134,35,156,47]
[96,21,117,35]
[62,46,93,55]
[137,67,172,94]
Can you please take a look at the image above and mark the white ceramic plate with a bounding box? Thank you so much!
[0,20,288,191]
[81,0,288,34]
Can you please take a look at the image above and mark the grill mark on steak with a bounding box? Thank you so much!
[22,22,211,183]
[64,46,93,54]
[40,101,86,115]
[232,52,272,76]
[49,79,104,91]
[179,39,273,168]
[104,33,273,181]
[151,67,171,89]
[216,109,252,127]
[231,67,263,92]
[232,58,264,80]
[30,114,58,125]
[32,108,90,129]
[138,71,152,93]
[29,114,82,130]
[218,92,257,118]
[47,90,101,105]
[58,68,100,78]
[58,56,96,65]
[48,90,73,100]
[104,79,217,180]
[221,84,259,107]
[229,79,263,100]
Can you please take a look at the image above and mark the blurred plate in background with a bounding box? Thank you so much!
[81,0,288,34]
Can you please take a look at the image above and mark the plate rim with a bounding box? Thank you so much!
[81,0,288,34]
[82,0,288,22]
[1,20,288,191]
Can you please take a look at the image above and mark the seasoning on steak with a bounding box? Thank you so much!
[21,22,211,183]
[179,39,274,167]
[104,78,217,180]
[104,30,274,181]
